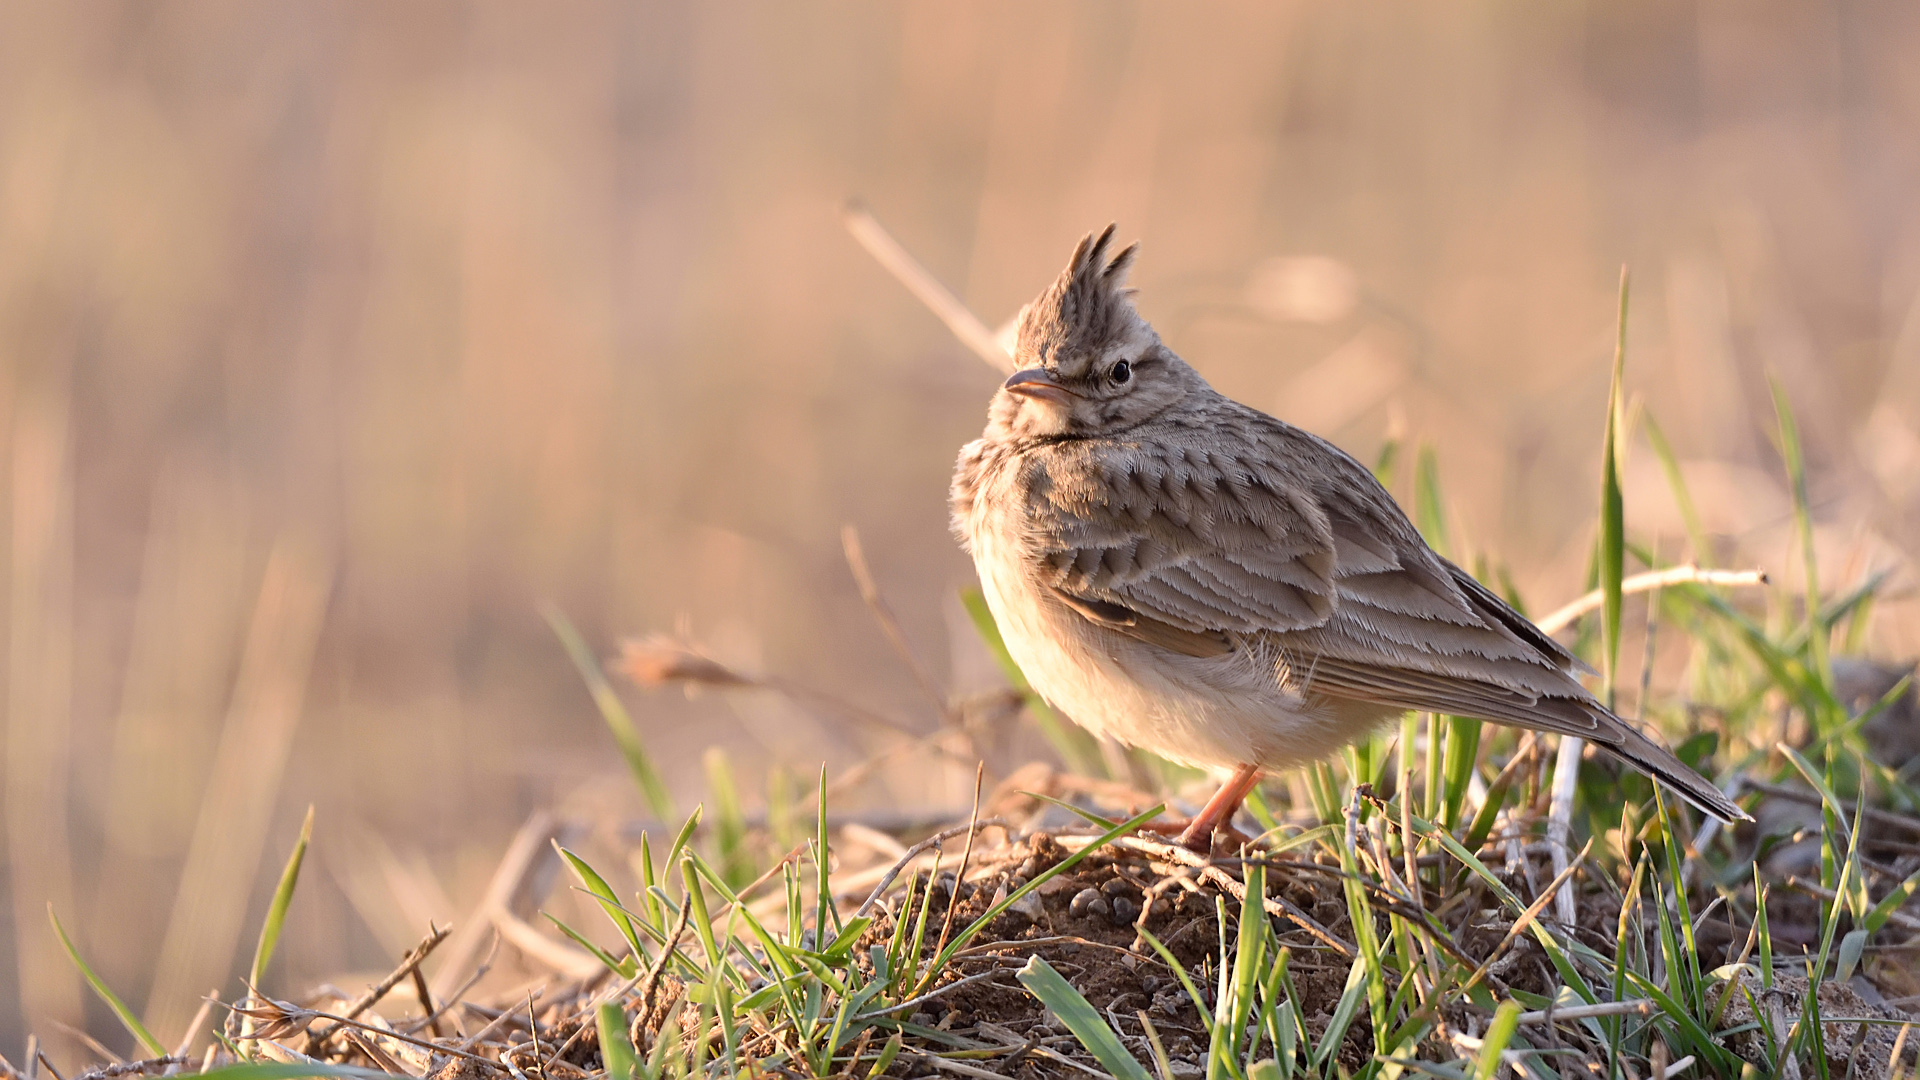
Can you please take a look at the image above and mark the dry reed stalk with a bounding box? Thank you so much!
[841,203,1012,374]
[1533,565,1769,636]
[6,388,83,1039]
[145,539,332,1038]
[430,812,564,1001]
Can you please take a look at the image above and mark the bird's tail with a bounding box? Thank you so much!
[1588,710,1750,823]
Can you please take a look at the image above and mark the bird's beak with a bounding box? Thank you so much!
[1002,368,1079,406]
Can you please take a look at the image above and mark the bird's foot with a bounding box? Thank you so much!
[1133,817,1257,855]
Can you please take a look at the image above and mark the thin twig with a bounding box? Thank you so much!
[1458,840,1591,1001]
[635,897,695,1019]
[924,764,987,986]
[49,1024,119,1068]
[1784,876,1920,932]
[1534,565,1768,636]
[842,525,960,730]
[851,820,1010,921]
[341,1031,410,1078]
[457,986,546,1052]
[1513,999,1655,1025]
[403,930,498,1036]
[1744,779,1920,836]
[171,992,218,1062]
[307,925,450,1050]
[841,202,1013,374]
[848,968,1015,1022]
[1109,835,1355,957]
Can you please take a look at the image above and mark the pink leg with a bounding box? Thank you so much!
[1173,763,1264,853]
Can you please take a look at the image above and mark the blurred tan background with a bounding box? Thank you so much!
[5,0,1920,1059]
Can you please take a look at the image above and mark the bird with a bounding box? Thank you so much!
[950,225,1749,851]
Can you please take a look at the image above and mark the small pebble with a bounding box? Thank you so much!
[1069,887,1109,919]
[1101,878,1135,899]
[1141,975,1161,994]
[1016,856,1042,879]
[1109,896,1140,925]
[1007,890,1045,923]
[1009,875,1029,891]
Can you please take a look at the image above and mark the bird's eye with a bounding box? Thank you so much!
[1110,360,1132,385]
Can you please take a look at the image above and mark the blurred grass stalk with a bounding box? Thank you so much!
[143,539,332,1041]
[6,385,84,1038]
[1551,268,1631,928]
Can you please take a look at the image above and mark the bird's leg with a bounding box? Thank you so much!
[1175,763,1264,852]
[1134,763,1265,853]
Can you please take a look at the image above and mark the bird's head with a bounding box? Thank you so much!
[989,225,1205,439]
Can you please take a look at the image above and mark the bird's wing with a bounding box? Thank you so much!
[1022,421,1744,820]
[1027,439,1342,639]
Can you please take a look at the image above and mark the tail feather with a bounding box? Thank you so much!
[1588,711,1750,823]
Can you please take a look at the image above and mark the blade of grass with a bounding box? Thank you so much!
[49,906,166,1058]
[1600,266,1630,702]
[925,805,1165,974]
[250,805,314,989]
[1414,444,1451,558]
[1472,1000,1522,1080]
[543,913,636,978]
[1372,436,1401,489]
[545,605,674,820]
[1643,413,1710,566]
[1770,378,1831,696]
[703,747,751,890]
[598,1001,643,1080]
[557,843,645,971]
[1016,956,1153,1080]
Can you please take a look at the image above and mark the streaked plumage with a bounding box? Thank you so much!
[953,226,1746,840]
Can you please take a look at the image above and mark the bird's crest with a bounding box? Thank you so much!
[1016,225,1145,370]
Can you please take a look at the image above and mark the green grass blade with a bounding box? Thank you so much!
[703,747,752,889]
[545,605,675,820]
[1754,865,1774,990]
[1016,956,1152,1080]
[1225,863,1268,1066]
[544,912,638,977]
[1770,378,1830,692]
[1864,866,1920,933]
[1372,436,1401,489]
[1414,444,1451,558]
[49,905,166,1058]
[926,805,1164,974]
[597,1001,643,1080]
[557,843,645,964]
[1440,716,1481,832]
[1473,1000,1522,1080]
[864,1032,903,1079]
[1599,267,1629,701]
[1312,953,1371,1071]
[1643,412,1710,567]
[250,804,314,988]
[814,765,839,938]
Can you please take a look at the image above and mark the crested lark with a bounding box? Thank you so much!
[952,226,1748,850]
